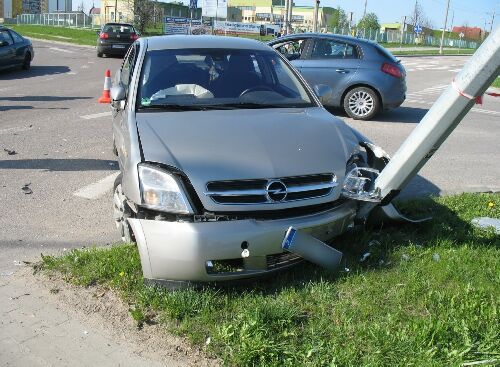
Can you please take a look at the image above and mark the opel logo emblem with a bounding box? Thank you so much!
[266,180,287,202]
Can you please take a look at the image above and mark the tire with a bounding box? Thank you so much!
[343,87,380,121]
[21,53,31,70]
[97,51,103,58]
[113,174,135,243]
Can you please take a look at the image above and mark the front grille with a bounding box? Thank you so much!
[267,252,302,270]
[205,173,337,205]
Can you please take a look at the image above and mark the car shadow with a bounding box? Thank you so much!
[326,106,429,124]
[0,96,92,102]
[0,105,70,111]
[0,158,118,171]
[0,65,71,80]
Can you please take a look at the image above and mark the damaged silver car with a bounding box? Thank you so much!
[110,35,399,286]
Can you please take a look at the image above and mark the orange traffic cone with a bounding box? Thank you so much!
[98,69,112,104]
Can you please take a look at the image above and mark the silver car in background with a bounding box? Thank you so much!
[110,35,392,286]
[268,33,406,120]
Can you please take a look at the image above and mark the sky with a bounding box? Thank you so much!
[76,0,499,30]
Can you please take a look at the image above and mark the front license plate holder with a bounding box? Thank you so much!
[281,226,343,272]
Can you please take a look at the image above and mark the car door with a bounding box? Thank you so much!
[8,30,27,65]
[0,30,15,69]
[299,38,361,107]
[113,43,138,170]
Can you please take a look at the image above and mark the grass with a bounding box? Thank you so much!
[40,193,500,366]
[492,78,500,89]
[8,24,97,46]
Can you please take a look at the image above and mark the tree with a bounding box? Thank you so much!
[408,1,434,30]
[329,7,350,30]
[126,0,155,34]
[357,12,380,30]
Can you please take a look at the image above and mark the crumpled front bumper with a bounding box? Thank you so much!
[128,201,357,284]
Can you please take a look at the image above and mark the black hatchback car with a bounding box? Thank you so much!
[97,23,138,57]
[0,26,34,71]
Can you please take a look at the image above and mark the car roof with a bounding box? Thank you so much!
[103,22,134,27]
[274,32,372,45]
[146,35,272,51]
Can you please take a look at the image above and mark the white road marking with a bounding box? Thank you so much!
[80,111,112,120]
[0,126,32,135]
[405,99,500,116]
[49,47,74,54]
[73,172,119,200]
[67,72,78,75]
[81,65,90,69]
[470,108,500,116]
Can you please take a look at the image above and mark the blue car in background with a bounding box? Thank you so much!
[268,33,406,120]
[0,26,34,71]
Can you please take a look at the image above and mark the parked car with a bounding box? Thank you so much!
[96,23,138,57]
[110,35,395,286]
[267,34,406,120]
[0,26,34,71]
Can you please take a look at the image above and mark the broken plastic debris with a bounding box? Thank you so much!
[83,330,89,335]
[471,217,500,234]
[22,183,32,195]
[205,337,211,345]
[359,252,371,262]
[401,254,410,261]
[3,148,17,155]
[13,260,23,266]
[432,253,440,262]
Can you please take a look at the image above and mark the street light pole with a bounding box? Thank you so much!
[313,0,319,33]
[439,0,450,54]
[490,10,496,34]
[363,0,367,20]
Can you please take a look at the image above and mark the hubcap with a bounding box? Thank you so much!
[348,91,374,117]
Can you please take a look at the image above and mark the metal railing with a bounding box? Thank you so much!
[324,27,479,49]
[17,13,100,29]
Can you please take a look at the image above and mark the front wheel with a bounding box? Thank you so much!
[343,87,380,120]
[113,174,134,243]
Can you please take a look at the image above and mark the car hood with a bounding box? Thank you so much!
[136,107,359,211]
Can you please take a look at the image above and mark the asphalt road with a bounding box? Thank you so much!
[1,40,499,271]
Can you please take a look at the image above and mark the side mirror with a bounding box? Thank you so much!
[313,84,333,105]
[110,85,126,109]
[0,41,9,47]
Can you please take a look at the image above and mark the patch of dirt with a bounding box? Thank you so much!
[26,268,219,367]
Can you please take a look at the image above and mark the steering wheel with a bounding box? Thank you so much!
[239,85,275,97]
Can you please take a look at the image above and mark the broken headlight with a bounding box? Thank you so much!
[138,164,194,214]
[342,154,381,202]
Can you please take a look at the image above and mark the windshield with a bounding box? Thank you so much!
[137,48,314,110]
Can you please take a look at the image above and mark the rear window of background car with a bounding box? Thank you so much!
[103,25,135,34]
[0,30,14,45]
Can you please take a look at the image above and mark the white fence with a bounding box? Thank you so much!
[17,13,99,28]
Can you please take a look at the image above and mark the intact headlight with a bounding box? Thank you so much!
[138,164,194,214]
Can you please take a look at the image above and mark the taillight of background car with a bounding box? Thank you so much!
[381,62,402,78]
[131,34,139,41]
[99,32,109,39]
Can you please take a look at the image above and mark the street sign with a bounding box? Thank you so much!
[459,32,465,38]
[189,0,197,10]
[202,0,227,18]
[414,24,422,34]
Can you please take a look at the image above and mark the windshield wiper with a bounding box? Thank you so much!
[215,102,309,109]
[138,104,213,111]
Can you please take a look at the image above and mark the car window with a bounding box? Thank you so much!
[274,39,307,61]
[0,30,14,46]
[373,43,399,63]
[9,30,24,44]
[311,39,358,60]
[103,24,135,34]
[138,48,314,110]
[120,44,137,90]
